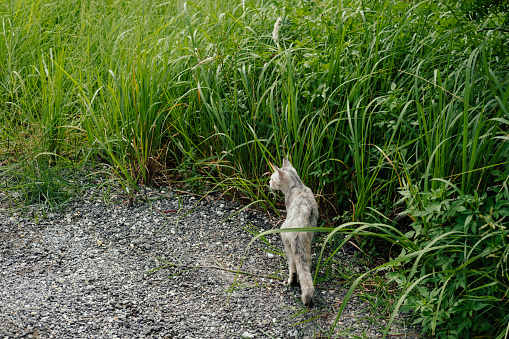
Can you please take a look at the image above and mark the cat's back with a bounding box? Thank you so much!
[284,186,318,228]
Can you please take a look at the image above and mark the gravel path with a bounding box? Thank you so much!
[0,187,419,338]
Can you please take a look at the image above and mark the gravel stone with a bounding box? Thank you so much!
[0,187,420,338]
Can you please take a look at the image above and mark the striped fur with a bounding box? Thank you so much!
[269,158,318,305]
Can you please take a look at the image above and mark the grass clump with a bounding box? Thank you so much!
[391,181,509,337]
[0,157,85,215]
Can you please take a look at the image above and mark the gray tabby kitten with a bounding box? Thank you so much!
[270,158,318,305]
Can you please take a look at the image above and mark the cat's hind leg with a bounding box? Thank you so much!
[282,235,298,285]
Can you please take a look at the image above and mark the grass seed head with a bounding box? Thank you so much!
[272,17,282,45]
[192,56,215,70]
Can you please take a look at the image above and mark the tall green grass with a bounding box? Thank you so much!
[2,0,507,207]
[1,0,508,337]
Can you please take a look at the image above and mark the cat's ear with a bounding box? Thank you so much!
[270,161,285,177]
[282,158,294,169]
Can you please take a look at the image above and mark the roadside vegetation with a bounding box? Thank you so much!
[1,0,508,337]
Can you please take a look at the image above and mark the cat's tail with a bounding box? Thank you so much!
[299,274,314,306]
[293,239,314,306]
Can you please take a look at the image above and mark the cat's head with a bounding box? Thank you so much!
[269,158,300,193]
